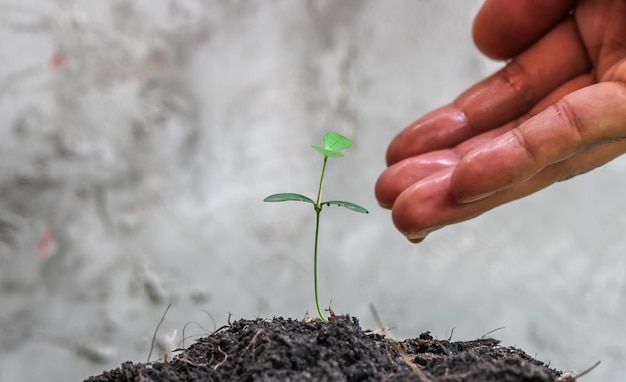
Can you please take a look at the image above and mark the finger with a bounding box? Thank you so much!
[451,81,626,203]
[392,167,468,242]
[376,124,510,208]
[377,74,595,209]
[473,0,576,60]
[576,0,626,76]
[393,137,626,242]
[386,18,589,166]
[375,150,459,209]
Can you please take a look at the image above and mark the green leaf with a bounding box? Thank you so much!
[264,193,315,204]
[311,145,344,157]
[322,200,369,214]
[323,132,352,151]
[311,132,352,157]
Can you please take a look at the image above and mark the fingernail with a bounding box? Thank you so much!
[406,232,427,243]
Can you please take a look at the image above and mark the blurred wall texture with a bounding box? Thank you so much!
[1,1,625,381]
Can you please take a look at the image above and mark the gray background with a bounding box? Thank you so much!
[1,1,625,381]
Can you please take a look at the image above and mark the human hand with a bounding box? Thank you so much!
[376,0,626,242]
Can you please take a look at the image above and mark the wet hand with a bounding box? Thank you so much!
[376,0,626,242]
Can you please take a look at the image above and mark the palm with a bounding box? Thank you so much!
[376,0,626,242]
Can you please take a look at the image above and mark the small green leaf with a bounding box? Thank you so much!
[264,193,315,204]
[311,132,352,157]
[311,145,344,157]
[323,132,352,151]
[322,200,369,214]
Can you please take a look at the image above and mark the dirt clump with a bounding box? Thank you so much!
[86,315,562,381]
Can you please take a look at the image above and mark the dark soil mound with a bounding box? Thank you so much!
[86,315,562,381]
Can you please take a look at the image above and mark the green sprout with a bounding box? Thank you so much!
[264,132,368,322]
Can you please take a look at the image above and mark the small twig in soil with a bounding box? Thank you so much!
[213,325,231,334]
[369,304,433,382]
[225,329,272,380]
[366,327,391,336]
[177,354,209,368]
[201,309,218,332]
[481,326,505,339]
[326,298,336,318]
[180,310,218,348]
[240,329,269,359]
[160,329,177,362]
[181,321,211,348]
[213,346,228,370]
[147,303,172,363]
[447,327,456,341]
[556,360,601,381]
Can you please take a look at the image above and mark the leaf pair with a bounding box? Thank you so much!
[264,132,367,214]
[263,193,368,214]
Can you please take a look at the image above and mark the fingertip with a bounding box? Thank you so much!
[391,190,424,241]
[408,236,426,244]
[471,11,504,60]
[374,168,397,208]
[376,160,418,208]
[377,201,393,210]
[390,168,455,242]
[377,153,460,209]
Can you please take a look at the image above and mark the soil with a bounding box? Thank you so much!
[85,315,563,382]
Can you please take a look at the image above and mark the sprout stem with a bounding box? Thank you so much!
[314,156,329,322]
[315,156,328,210]
[313,208,326,322]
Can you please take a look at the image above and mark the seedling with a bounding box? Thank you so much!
[264,132,368,322]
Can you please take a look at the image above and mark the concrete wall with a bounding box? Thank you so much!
[1,1,625,381]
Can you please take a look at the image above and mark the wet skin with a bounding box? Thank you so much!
[376,0,626,242]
